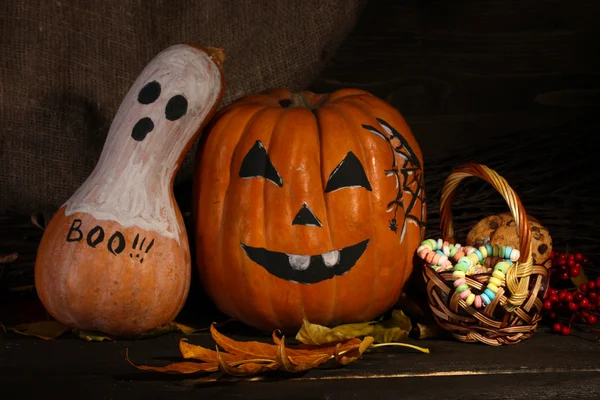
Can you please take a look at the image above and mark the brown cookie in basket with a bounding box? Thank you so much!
[466,212,552,264]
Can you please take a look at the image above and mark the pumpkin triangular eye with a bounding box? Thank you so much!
[239,140,283,187]
[325,152,372,193]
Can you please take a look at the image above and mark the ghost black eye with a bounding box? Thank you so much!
[165,95,188,121]
[138,81,161,104]
[239,140,283,187]
[325,151,372,193]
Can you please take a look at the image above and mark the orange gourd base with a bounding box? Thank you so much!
[34,44,226,337]
[193,88,427,333]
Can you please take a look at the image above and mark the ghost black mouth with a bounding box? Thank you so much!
[240,239,370,284]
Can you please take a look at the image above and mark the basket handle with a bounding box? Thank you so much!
[439,163,534,310]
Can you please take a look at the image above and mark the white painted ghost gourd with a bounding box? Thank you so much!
[34,44,226,337]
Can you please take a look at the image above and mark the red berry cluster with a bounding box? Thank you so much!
[550,250,587,281]
[543,250,599,337]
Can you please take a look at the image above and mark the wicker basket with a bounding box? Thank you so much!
[420,163,551,346]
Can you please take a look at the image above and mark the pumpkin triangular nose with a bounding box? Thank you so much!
[292,204,322,227]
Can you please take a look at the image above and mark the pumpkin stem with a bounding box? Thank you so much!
[289,92,313,109]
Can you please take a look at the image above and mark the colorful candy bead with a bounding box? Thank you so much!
[495,261,510,274]
[486,283,499,293]
[475,295,483,308]
[460,289,472,299]
[466,293,476,306]
[484,289,496,300]
[454,278,466,287]
[481,293,491,306]
[456,284,469,293]
[452,270,465,279]
[489,277,503,287]
[479,246,488,259]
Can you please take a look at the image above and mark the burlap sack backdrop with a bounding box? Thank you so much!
[1,0,366,214]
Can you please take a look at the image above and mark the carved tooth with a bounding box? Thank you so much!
[288,254,311,271]
[322,250,340,267]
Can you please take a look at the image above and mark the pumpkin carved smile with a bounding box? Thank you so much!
[240,239,370,285]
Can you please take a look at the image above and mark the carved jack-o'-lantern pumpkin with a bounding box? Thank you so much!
[34,44,226,337]
[193,88,426,333]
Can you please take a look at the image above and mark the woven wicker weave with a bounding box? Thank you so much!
[421,163,551,346]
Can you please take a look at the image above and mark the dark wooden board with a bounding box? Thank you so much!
[2,328,600,399]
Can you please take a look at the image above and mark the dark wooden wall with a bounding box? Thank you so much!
[309,0,600,158]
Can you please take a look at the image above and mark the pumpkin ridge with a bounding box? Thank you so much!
[196,104,250,322]
[361,96,427,304]
[267,106,308,328]
[314,106,337,324]
[347,95,426,303]
[221,105,270,322]
[250,105,285,329]
[328,101,383,321]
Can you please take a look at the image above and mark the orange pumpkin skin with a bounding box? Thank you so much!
[34,44,226,337]
[193,88,426,333]
[35,207,191,336]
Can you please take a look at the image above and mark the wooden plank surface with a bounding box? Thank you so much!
[2,327,600,399]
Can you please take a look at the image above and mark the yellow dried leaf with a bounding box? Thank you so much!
[175,322,204,334]
[371,310,412,343]
[295,318,351,345]
[334,336,375,365]
[8,320,70,340]
[76,330,114,342]
[0,252,19,263]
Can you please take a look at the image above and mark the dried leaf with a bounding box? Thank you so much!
[216,346,278,376]
[130,317,430,379]
[0,253,19,263]
[334,336,375,365]
[371,309,412,343]
[210,323,280,359]
[295,318,353,345]
[76,330,114,342]
[136,321,205,338]
[276,335,332,372]
[126,349,218,374]
[572,268,589,289]
[180,338,238,363]
[7,320,70,340]
[370,342,430,354]
[176,322,204,334]
[295,310,412,345]
[272,329,362,357]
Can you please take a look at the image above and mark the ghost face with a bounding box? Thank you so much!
[98,44,223,174]
[65,44,224,242]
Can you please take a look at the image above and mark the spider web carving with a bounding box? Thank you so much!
[362,118,426,242]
